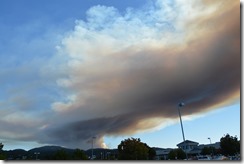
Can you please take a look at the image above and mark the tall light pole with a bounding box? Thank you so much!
[91,136,96,160]
[208,137,214,157]
[208,137,212,144]
[34,152,40,160]
[177,102,188,160]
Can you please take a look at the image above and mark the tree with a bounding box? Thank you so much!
[0,143,3,150]
[201,146,216,155]
[53,149,70,160]
[168,149,186,160]
[0,143,6,160]
[72,149,88,160]
[118,138,152,160]
[220,134,240,156]
[147,146,156,160]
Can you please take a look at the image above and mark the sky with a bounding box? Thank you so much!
[0,0,241,151]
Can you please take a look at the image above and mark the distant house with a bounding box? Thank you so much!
[176,140,221,157]
[198,142,221,149]
[177,140,199,153]
[188,147,202,156]
[154,148,173,160]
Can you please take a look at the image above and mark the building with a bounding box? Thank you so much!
[176,140,221,157]
[198,142,221,149]
[154,148,173,160]
[177,140,199,153]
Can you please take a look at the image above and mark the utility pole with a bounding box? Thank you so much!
[177,102,188,160]
[91,136,96,160]
[34,152,40,160]
[208,137,214,157]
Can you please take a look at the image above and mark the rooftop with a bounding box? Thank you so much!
[177,140,199,146]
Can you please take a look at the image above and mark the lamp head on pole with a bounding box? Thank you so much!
[178,102,185,107]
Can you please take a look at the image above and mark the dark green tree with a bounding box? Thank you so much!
[0,143,6,160]
[168,149,186,160]
[220,134,240,156]
[118,138,151,160]
[147,147,156,160]
[0,143,3,150]
[53,149,70,160]
[201,146,216,155]
[168,149,176,160]
[72,149,88,160]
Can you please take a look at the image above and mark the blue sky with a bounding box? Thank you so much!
[104,104,240,149]
[0,0,240,151]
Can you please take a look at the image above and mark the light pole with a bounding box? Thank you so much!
[177,102,188,160]
[208,137,212,144]
[208,137,214,157]
[34,152,40,160]
[91,136,96,160]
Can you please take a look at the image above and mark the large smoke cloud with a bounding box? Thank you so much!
[0,0,240,150]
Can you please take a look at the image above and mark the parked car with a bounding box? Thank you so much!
[212,155,228,160]
[197,155,211,160]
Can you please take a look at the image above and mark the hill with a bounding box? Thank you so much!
[3,145,118,160]
[4,146,157,160]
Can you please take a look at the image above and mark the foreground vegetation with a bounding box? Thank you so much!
[0,133,240,160]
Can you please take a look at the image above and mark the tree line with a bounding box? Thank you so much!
[117,133,240,160]
[167,134,240,160]
[0,133,240,160]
